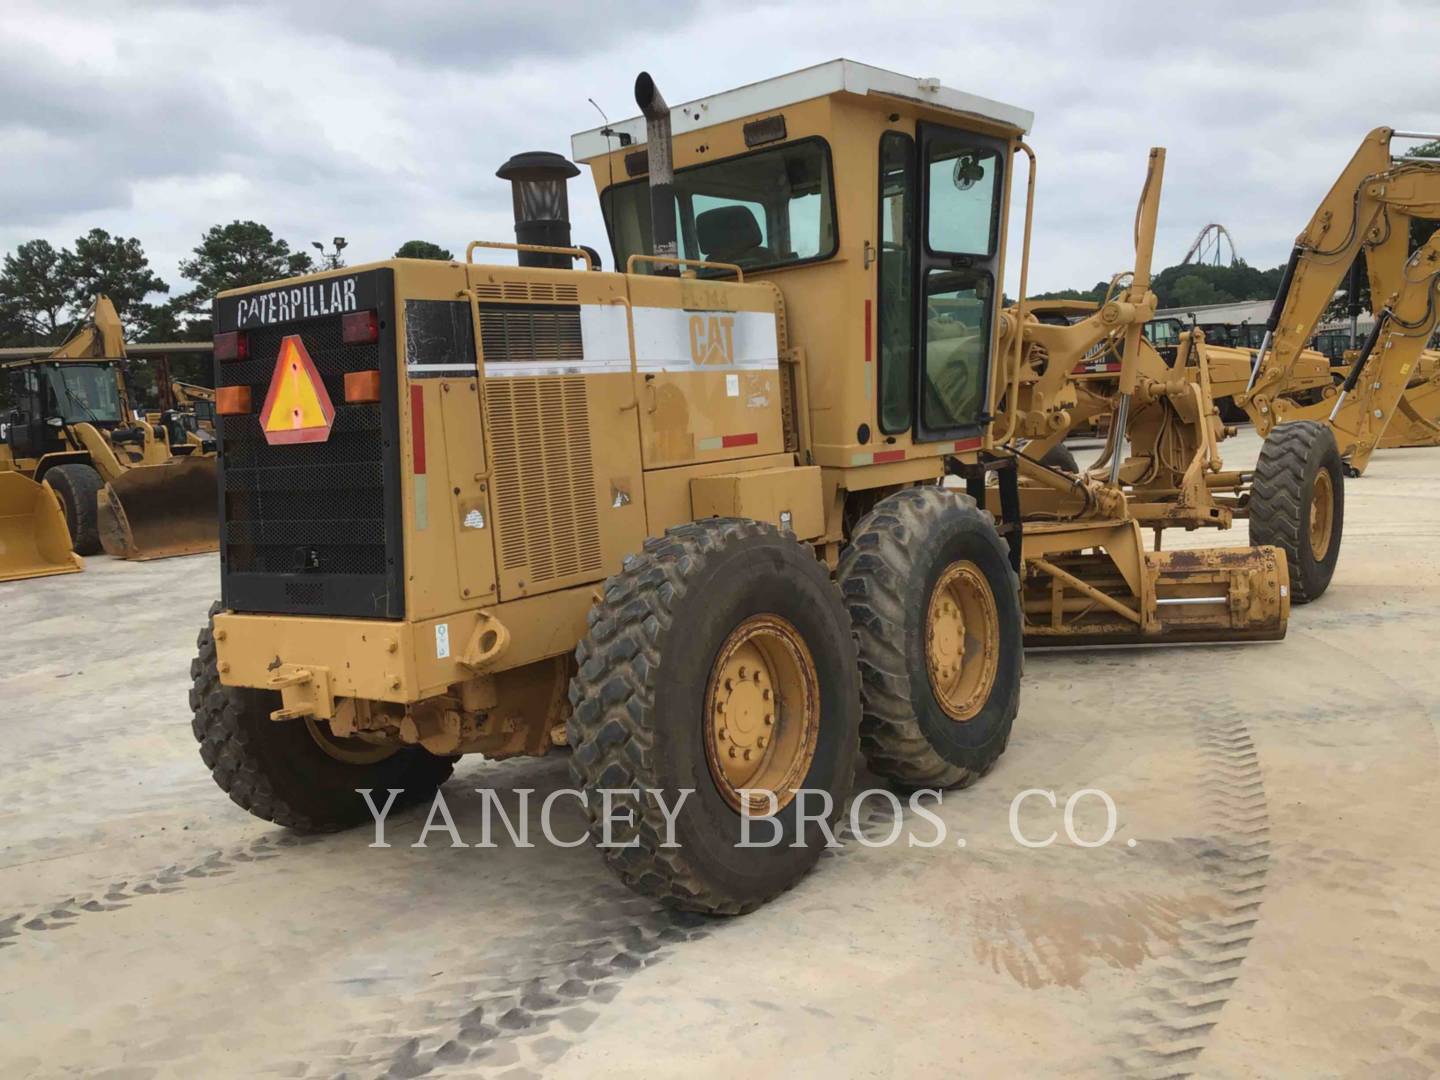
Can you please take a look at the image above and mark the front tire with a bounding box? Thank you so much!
[45,463,103,556]
[838,487,1022,789]
[190,603,454,831]
[1249,421,1343,603]
[567,519,860,915]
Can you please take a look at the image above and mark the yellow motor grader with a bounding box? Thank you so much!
[192,61,1289,913]
[0,297,218,575]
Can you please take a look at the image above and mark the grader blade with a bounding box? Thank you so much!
[97,457,218,561]
[0,472,83,582]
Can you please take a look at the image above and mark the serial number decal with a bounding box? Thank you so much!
[235,277,359,328]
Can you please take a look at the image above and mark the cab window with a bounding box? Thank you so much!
[877,132,916,434]
[602,138,837,274]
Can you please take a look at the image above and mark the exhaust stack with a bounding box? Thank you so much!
[634,72,678,261]
[495,151,581,269]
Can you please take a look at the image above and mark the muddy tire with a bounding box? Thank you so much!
[567,519,860,915]
[44,463,103,556]
[190,603,454,832]
[1249,421,1343,603]
[838,487,1022,789]
[1036,442,1079,473]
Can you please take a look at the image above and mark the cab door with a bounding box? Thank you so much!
[912,124,1008,443]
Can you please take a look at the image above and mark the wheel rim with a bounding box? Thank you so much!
[704,614,820,815]
[926,560,1000,722]
[305,716,397,765]
[1309,468,1334,561]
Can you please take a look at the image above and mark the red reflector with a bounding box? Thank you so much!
[342,309,380,345]
[721,432,759,448]
[410,385,427,474]
[214,330,248,362]
[873,449,906,463]
[953,436,983,452]
[345,370,382,403]
[216,385,252,415]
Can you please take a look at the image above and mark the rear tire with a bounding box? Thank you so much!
[190,603,454,832]
[567,519,860,915]
[838,487,1022,789]
[44,463,103,556]
[1249,421,1343,603]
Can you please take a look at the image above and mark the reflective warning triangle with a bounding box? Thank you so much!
[259,335,336,445]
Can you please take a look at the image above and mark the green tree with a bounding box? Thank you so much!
[178,221,315,318]
[1168,273,1233,308]
[395,240,454,261]
[0,239,71,344]
[58,229,169,331]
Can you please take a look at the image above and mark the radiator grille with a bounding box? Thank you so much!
[215,268,402,619]
[472,281,580,303]
[487,376,601,585]
[480,304,583,363]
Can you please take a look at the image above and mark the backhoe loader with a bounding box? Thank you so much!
[1235,127,1440,472]
[0,297,218,572]
[190,61,1288,914]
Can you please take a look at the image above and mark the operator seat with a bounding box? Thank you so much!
[696,206,771,267]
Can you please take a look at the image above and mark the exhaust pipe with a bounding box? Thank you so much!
[634,72,678,261]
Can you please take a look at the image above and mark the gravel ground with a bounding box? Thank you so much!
[1,429,1437,1079]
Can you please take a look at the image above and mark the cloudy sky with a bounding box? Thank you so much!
[2,0,1438,302]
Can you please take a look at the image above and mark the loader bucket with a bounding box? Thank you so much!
[0,472,84,582]
[97,456,219,561]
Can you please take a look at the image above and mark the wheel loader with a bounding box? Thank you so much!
[192,61,1289,914]
[0,297,219,575]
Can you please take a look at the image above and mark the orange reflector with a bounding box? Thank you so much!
[216,385,252,415]
[258,335,336,445]
[345,369,382,403]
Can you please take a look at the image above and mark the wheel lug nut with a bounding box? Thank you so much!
[728,747,737,759]
[764,713,774,726]
[743,749,753,761]
[718,727,729,740]
[737,666,747,679]
[757,735,767,749]
[762,688,772,701]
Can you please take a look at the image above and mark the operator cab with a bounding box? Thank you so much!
[576,60,1032,466]
[2,360,122,457]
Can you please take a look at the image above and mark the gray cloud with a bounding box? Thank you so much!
[0,0,1437,300]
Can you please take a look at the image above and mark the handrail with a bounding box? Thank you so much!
[624,253,744,282]
[460,283,498,482]
[996,140,1037,445]
[465,240,594,270]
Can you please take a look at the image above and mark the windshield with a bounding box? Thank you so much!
[45,363,121,423]
[602,138,836,274]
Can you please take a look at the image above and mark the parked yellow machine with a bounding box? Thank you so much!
[0,297,218,571]
[193,61,1289,912]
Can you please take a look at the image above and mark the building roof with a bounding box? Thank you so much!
[570,59,1033,163]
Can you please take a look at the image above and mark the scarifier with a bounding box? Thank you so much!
[191,61,1289,913]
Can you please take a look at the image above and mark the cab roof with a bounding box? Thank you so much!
[570,58,1033,162]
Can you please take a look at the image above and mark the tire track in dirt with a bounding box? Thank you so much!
[1111,709,1270,1077]
[0,832,315,950]
[277,799,905,1079]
